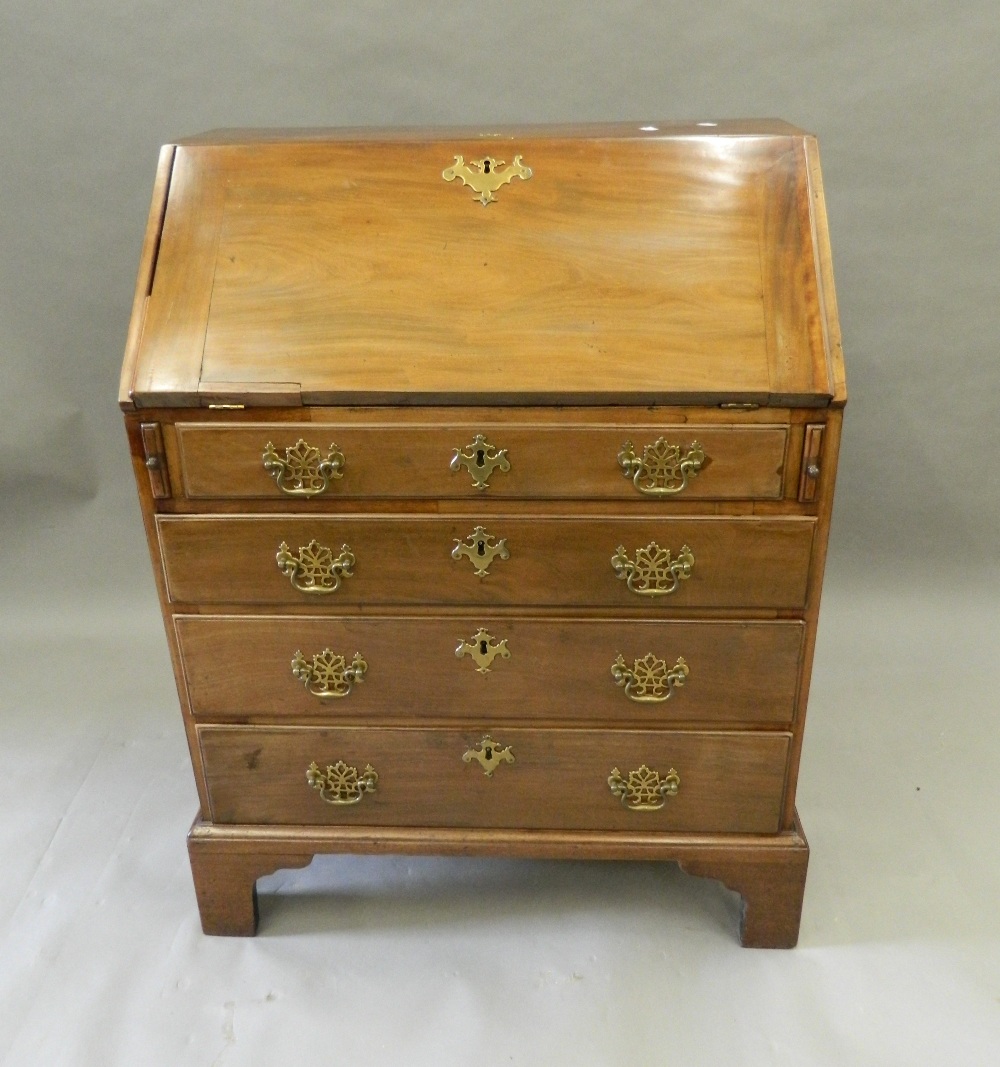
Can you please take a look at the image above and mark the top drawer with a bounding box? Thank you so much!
[174,421,789,502]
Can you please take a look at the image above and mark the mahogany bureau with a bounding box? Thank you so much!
[120,121,845,947]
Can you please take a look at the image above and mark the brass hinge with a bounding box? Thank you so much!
[718,402,760,411]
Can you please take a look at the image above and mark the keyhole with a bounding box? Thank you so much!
[485,746,493,759]
[476,449,485,466]
[480,640,488,655]
[477,540,486,556]
[483,160,491,173]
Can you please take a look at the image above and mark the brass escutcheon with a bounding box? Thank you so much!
[262,439,345,496]
[441,154,532,205]
[456,628,510,674]
[450,433,510,490]
[291,649,368,699]
[462,734,515,776]
[452,525,510,576]
[608,764,681,811]
[276,539,355,595]
[612,653,689,702]
[611,542,694,597]
[617,438,706,496]
[306,760,378,805]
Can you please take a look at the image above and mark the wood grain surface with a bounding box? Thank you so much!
[175,614,804,724]
[157,513,816,608]
[175,420,788,501]
[198,724,790,833]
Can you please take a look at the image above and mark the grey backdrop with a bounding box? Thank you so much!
[2,3,998,1064]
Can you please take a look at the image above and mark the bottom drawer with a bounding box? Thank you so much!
[199,726,790,834]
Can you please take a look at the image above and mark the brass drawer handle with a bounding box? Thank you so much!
[456,628,510,674]
[306,760,378,805]
[450,434,510,490]
[462,734,515,776]
[611,542,694,597]
[452,525,510,576]
[262,439,345,496]
[618,438,706,496]
[608,764,680,811]
[276,539,355,595]
[292,649,368,699]
[612,653,689,702]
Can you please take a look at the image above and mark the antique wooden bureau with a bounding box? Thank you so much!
[119,121,844,947]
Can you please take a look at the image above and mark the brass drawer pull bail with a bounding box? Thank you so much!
[611,542,694,597]
[276,539,355,595]
[291,649,368,699]
[618,438,706,496]
[262,439,345,496]
[608,765,681,811]
[612,653,689,702]
[306,760,378,805]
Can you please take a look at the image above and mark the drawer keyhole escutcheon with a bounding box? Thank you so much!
[608,765,681,810]
[452,525,510,576]
[612,653,689,702]
[450,434,510,489]
[306,760,378,805]
[611,542,694,597]
[276,539,355,595]
[262,439,345,496]
[456,628,510,673]
[618,437,706,496]
[441,154,532,205]
[462,734,515,776]
[291,649,368,699]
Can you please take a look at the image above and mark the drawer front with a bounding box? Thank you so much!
[158,515,815,608]
[177,615,804,724]
[176,422,788,501]
[199,725,790,833]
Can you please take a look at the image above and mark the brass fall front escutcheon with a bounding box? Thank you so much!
[262,439,345,496]
[611,542,694,597]
[306,760,378,805]
[291,649,368,699]
[618,438,706,496]
[276,539,355,595]
[612,653,689,702]
[608,765,681,811]
[442,154,532,205]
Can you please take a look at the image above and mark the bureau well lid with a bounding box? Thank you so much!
[121,121,844,409]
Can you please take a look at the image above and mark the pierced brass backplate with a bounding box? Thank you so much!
[456,628,510,673]
[291,649,368,699]
[450,433,510,489]
[462,734,515,776]
[452,525,510,576]
[611,653,689,702]
[276,539,355,595]
[618,438,706,496]
[306,760,378,805]
[442,154,532,205]
[611,542,694,597]
[262,439,345,496]
[608,764,681,811]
